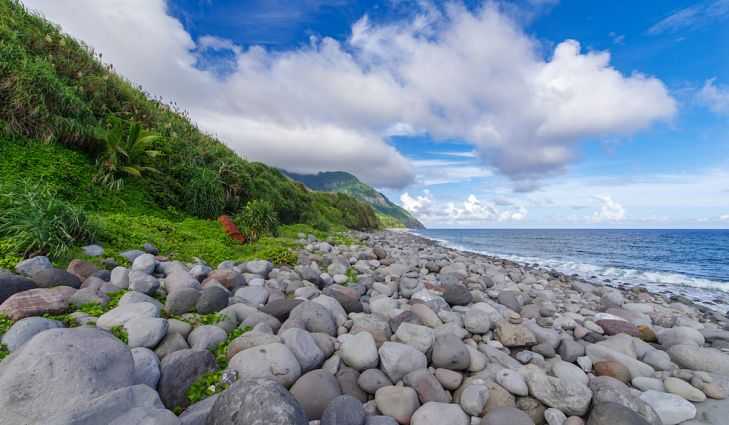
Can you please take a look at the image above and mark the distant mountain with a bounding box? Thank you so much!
[283,171,425,229]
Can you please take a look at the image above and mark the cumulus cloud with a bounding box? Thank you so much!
[591,195,626,222]
[402,191,527,224]
[697,78,729,115]
[24,0,676,188]
[400,190,434,214]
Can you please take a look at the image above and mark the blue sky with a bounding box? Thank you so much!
[24,0,729,228]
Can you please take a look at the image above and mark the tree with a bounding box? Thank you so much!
[93,117,162,190]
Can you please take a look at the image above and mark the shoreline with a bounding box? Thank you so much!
[2,227,729,424]
[404,228,729,317]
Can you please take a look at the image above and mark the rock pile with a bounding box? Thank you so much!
[1,231,729,425]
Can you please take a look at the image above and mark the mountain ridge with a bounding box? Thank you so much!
[283,170,425,229]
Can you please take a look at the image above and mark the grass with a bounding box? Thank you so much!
[110,325,128,344]
[0,314,11,360]
[0,180,97,258]
[185,325,252,406]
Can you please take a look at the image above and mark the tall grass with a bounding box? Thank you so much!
[0,182,97,258]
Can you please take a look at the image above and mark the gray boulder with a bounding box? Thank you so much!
[45,384,179,425]
[132,347,161,388]
[124,317,168,348]
[228,343,302,387]
[280,328,325,372]
[206,379,307,425]
[31,267,82,289]
[1,316,63,351]
[587,401,651,425]
[128,270,160,295]
[132,254,157,274]
[15,256,52,276]
[0,271,36,304]
[165,288,201,315]
[431,334,470,370]
[411,402,469,425]
[0,328,134,424]
[481,407,535,425]
[196,286,229,314]
[378,341,428,382]
[290,370,342,420]
[668,344,729,374]
[188,325,227,351]
[96,302,159,331]
[158,349,217,410]
[320,395,366,425]
[522,365,592,416]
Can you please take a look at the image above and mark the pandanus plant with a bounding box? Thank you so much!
[93,117,163,190]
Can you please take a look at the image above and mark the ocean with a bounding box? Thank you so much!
[412,228,729,313]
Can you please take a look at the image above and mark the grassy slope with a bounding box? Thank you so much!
[284,171,425,229]
[0,0,378,265]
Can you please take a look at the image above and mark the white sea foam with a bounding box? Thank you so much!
[410,230,729,312]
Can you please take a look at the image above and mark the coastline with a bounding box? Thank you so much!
[405,228,729,316]
[2,227,729,424]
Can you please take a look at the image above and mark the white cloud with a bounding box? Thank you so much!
[592,195,626,222]
[400,190,433,214]
[697,78,729,116]
[648,0,729,35]
[403,191,527,224]
[24,0,676,188]
[720,214,729,221]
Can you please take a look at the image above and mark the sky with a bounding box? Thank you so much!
[22,0,729,228]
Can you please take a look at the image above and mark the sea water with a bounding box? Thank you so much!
[413,228,729,313]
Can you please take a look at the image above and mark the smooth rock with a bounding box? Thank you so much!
[1,316,63,351]
[132,347,161,388]
[587,401,651,425]
[0,328,134,424]
[320,395,366,425]
[378,341,428,382]
[481,407,536,425]
[290,369,342,420]
[411,402,469,425]
[281,328,326,372]
[341,331,379,371]
[124,317,168,348]
[640,390,696,425]
[96,301,159,331]
[228,342,302,387]
[206,378,307,425]
[432,334,470,371]
[523,365,593,416]
[374,386,420,425]
[158,349,217,409]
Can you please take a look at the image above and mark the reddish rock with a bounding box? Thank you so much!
[202,269,245,291]
[218,215,245,243]
[638,325,658,342]
[595,319,640,337]
[66,259,98,281]
[593,361,631,384]
[0,286,76,320]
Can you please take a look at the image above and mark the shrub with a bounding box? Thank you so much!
[183,167,225,218]
[93,117,163,191]
[235,200,279,242]
[0,181,97,258]
[0,239,22,270]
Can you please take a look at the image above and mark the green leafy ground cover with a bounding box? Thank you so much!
[0,0,380,266]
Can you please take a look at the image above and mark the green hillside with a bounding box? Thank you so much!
[0,0,379,266]
[283,171,425,229]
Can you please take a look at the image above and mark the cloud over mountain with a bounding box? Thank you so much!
[24,0,676,188]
